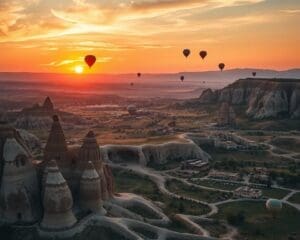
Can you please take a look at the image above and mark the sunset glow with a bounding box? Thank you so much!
[74,66,84,74]
[0,0,299,73]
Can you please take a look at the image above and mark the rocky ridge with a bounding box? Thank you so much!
[198,78,300,119]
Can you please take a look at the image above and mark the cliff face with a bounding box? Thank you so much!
[199,78,300,119]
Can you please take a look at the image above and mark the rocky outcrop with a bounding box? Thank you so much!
[41,160,77,230]
[199,78,300,119]
[198,89,217,103]
[80,161,106,214]
[14,116,52,130]
[101,141,210,166]
[44,115,68,164]
[79,131,110,200]
[42,97,54,111]
[17,129,41,152]
[0,122,41,224]
[21,96,55,116]
[217,102,236,127]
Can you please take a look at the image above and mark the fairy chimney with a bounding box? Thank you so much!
[42,97,54,111]
[0,122,41,224]
[80,161,106,214]
[79,131,109,200]
[41,160,77,230]
[44,115,68,164]
[78,131,102,170]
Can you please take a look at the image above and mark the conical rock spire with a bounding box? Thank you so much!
[41,160,77,230]
[44,115,68,162]
[80,161,106,214]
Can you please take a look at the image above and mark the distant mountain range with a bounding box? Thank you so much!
[0,69,299,86]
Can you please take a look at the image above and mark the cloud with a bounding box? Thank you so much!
[281,9,300,15]
[0,0,268,45]
[43,56,112,67]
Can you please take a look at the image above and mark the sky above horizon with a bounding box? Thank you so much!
[0,0,300,74]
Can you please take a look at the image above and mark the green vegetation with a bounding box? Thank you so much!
[237,118,300,131]
[270,137,300,153]
[163,197,209,216]
[113,168,210,217]
[166,220,194,234]
[206,148,299,189]
[113,168,159,200]
[192,179,290,199]
[289,193,300,204]
[126,205,160,219]
[194,219,227,238]
[269,169,300,189]
[148,159,182,171]
[191,179,242,191]
[262,188,290,199]
[212,201,300,240]
[166,179,232,203]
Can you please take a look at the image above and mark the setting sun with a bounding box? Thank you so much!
[74,66,84,74]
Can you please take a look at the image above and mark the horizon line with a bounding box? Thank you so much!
[0,67,300,75]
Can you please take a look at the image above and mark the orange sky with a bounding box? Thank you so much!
[0,0,300,73]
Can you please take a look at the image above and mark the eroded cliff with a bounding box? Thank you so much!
[199,78,300,119]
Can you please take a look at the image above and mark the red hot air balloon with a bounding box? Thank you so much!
[84,55,96,68]
[219,63,225,71]
[183,49,191,58]
[137,73,141,78]
[180,75,185,82]
[199,51,207,60]
[252,72,257,77]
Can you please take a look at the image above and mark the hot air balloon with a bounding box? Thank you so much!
[180,75,185,82]
[130,82,134,86]
[199,51,207,60]
[183,49,191,58]
[137,72,141,78]
[266,199,282,219]
[219,63,225,71]
[127,105,137,115]
[85,55,96,68]
[252,72,257,77]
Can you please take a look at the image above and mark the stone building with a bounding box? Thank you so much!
[0,115,115,230]
[217,102,236,127]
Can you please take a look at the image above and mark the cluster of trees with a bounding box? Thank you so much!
[270,171,300,188]
[168,199,186,213]
[226,211,245,226]
[213,159,259,171]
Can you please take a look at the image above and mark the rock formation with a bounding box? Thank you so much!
[217,102,236,127]
[80,161,106,214]
[44,115,68,164]
[14,116,52,130]
[101,141,210,166]
[198,78,300,119]
[42,97,54,111]
[0,117,116,231]
[42,117,114,202]
[17,129,41,152]
[0,122,41,224]
[198,88,217,103]
[21,96,56,116]
[79,131,109,200]
[41,159,77,230]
